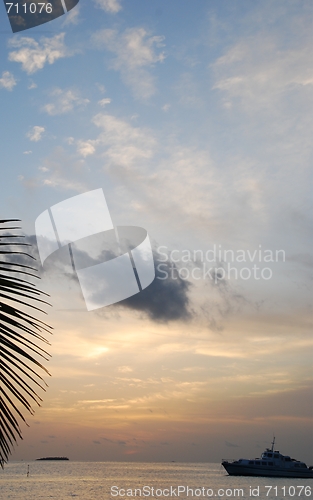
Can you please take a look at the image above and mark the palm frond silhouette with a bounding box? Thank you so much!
[0,219,52,467]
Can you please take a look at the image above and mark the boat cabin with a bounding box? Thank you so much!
[261,449,307,468]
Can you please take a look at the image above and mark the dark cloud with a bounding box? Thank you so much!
[29,233,193,323]
[3,233,193,323]
[116,251,193,322]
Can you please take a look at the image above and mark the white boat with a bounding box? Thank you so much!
[222,438,313,478]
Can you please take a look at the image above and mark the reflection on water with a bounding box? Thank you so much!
[0,461,311,499]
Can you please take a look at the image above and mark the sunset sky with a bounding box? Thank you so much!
[0,0,312,464]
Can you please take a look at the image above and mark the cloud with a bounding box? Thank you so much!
[96,83,106,93]
[8,33,69,74]
[213,36,313,112]
[77,140,96,157]
[118,366,133,373]
[62,4,81,25]
[40,229,192,323]
[98,98,111,107]
[76,113,156,167]
[92,28,165,99]
[116,252,193,322]
[74,111,269,237]
[93,113,156,165]
[25,232,192,323]
[28,81,37,90]
[27,126,45,142]
[0,71,16,91]
[93,0,122,13]
[77,244,193,322]
[39,148,89,192]
[43,88,90,115]
[18,147,89,193]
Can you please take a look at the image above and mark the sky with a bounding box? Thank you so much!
[0,0,312,463]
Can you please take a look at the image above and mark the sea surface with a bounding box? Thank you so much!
[0,462,312,500]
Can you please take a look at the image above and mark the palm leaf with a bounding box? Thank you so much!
[0,219,52,468]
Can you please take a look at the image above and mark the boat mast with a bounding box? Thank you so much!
[271,436,275,452]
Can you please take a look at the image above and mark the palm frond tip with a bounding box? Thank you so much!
[0,220,52,467]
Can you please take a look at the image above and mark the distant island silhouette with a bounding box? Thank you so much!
[36,457,69,461]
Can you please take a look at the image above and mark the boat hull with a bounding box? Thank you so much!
[222,462,313,479]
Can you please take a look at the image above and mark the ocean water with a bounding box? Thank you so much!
[0,462,312,500]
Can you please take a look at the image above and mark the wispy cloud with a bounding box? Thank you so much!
[27,126,45,142]
[73,110,269,238]
[28,81,37,90]
[213,36,313,111]
[93,0,122,13]
[92,27,165,99]
[62,4,81,25]
[93,113,156,165]
[118,366,133,373]
[0,71,16,91]
[76,113,156,167]
[39,148,89,192]
[8,33,69,74]
[43,88,90,115]
[96,83,106,93]
[77,140,96,157]
[98,98,111,107]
